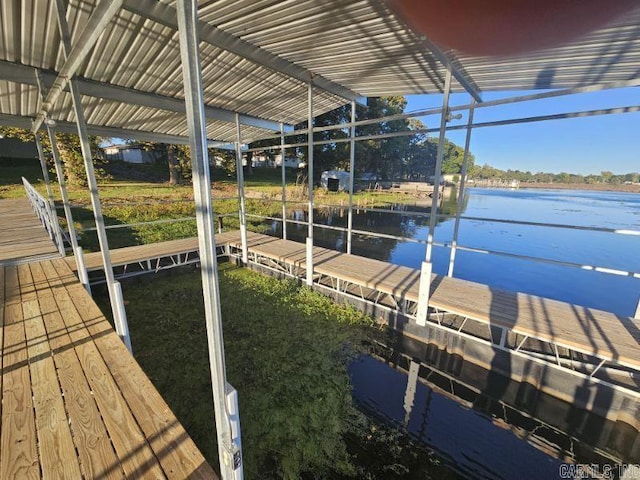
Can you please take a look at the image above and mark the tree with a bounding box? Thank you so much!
[137,142,192,185]
[600,170,614,183]
[0,126,108,186]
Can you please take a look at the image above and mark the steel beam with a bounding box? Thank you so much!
[416,68,452,326]
[346,100,356,255]
[33,133,65,256]
[33,0,125,132]
[176,1,242,477]
[1,61,284,133]
[280,123,287,240]
[48,129,91,293]
[306,82,314,286]
[122,0,362,103]
[448,100,475,277]
[235,114,248,264]
[35,69,91,291]
[54,0,132,351]
[384,1,481,101]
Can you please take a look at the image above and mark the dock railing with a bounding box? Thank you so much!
[66,192,640,318]
[22,177,65,256]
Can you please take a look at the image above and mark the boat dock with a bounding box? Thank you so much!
[1,201,217,477]
[0,198,61,265]
[66,227,640,404]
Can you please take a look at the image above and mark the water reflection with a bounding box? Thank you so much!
[271,187,464,262]
[349,338,639,479]
[265,188,640,316]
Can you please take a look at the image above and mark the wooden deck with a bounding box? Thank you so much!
[70,231,639,372]
[1,258,217,478]
[0,198,60,265]
[232,233,640,370]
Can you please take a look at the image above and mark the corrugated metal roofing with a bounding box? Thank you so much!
[0,0,639,142]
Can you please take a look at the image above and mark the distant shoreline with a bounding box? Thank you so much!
[518,182,640,193]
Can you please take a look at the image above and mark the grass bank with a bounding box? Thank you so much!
[1,162,435,252]
[94,263,456,479]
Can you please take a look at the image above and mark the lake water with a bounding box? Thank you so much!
[269,187,640,476]
[276,187,640,317]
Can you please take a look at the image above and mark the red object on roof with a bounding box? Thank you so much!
[393,0,638,57]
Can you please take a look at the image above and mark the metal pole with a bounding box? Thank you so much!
[54,0,131,351]
[447,100,475,278]
[36,70,91,293]
[176,2,242,478]
[280,122,287,240]
[47,128,92,293]
[306,82,314,286]
[235,113,248,264]
[416,68,452,326]
[346,100,356,255]
[34,132,65,255]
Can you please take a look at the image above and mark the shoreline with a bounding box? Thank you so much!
[518,182,640,193]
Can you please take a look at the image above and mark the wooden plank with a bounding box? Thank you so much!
[1,265,40,479]
[19,264,84,479]
[49,259,217,479]
[30,261,125,479]
[0,198,59,264]
[40,261,169,479]
[237,233,640,368]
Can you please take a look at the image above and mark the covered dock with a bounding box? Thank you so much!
[0,199,216,478]
[1,0,640,477]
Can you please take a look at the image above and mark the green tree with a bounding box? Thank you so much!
[600,170,614,183]
[0,126,108,186]
[136,141,194,185]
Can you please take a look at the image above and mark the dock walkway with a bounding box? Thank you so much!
[72,231,640,376]
[0,198,60,265]
[1,258,217,478]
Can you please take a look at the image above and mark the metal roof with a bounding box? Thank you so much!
[1,0,639,143]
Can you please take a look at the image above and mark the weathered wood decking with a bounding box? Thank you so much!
[74,231,639,372]
[0,198,60,265]
[0,258,217,478]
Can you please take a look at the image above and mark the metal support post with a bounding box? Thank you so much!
[36,70,91,292]
[416,68,452,326]
[306,82,314,286]
[176,1,242,478]
[48,128,92,293]
[447,100,475,277]
[346,100,356,255]
[280,122,287,240]
[54,0,131,351]
[235,113,248,264]
[34,132,65,255]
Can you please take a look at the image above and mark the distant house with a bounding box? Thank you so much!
[273,154,303,169]
[104,144,163,164]
[250,152,302,168]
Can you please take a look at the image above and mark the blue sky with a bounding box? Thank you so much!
[405,87,639,175]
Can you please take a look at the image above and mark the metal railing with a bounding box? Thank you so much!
[244,206,640,282]
[22,177,65,256]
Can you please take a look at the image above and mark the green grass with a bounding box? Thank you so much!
[98,263,372,479]
[95,264,453,480]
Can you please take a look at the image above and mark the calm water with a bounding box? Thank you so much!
[268,188,640,476]
[275,188,640,317]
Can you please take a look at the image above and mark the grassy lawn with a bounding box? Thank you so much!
[0,161,423,252]
[94,263,454,480]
